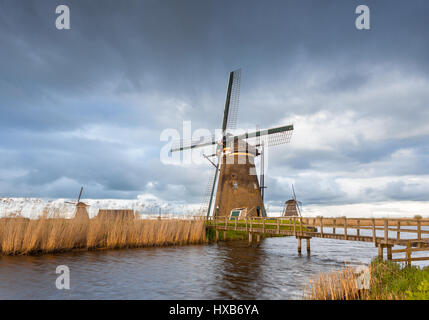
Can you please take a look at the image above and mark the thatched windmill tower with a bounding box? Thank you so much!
[282,185,302,217]
[66,187,89,220]
[171,69,294,218]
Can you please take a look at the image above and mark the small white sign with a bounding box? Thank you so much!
[355,265,370,290]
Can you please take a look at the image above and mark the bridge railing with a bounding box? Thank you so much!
[206,216,311,236]
[206,216,429,245]
[302,217,429,244]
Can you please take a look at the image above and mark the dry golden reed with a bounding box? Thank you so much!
[303,265,368,300]
[0,216,206,255]
[303,264,403,300]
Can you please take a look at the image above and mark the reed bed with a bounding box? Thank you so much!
[303,265,367,300]
[0,216,206,255]
[303,261,407,300]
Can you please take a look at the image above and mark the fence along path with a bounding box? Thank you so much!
[206,216,429,266]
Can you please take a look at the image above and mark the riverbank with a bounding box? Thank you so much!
[1,215,297,255]
[205,228,288,241]
[304,259,429,300]
[0,216,206,255]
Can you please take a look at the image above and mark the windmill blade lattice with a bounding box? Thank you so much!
[229,124,294,148]
[226,69,241,132]
[170,133,219,153]
[199,165,219,215]
[263,128,293,147]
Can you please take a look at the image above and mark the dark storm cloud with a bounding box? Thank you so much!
[1,0,429,206]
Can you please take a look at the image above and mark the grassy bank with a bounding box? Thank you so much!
[0,216,206,255]
[205,218,313,242]
[304,259,429,300]
[207,218,312,232]
[205,228,287,241]
[370,259,429,299]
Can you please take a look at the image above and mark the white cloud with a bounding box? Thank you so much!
[301,201,429,219]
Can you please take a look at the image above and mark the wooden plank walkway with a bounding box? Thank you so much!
[206,216,429,266]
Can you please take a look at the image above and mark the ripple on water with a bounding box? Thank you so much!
[0,235,428,299]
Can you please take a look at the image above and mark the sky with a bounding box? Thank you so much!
[1,0,429,212]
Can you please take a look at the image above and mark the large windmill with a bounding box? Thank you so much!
[171,69,294,218]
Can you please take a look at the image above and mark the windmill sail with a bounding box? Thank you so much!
[77,186,83,202]
[170,69,241,154]
[170,134,218,153]
[228,124,294,147]
[170,69,294,218]
[259,141,265,201]
[205,70,240,217]
[226,69,241,132]
[199,165,219,215]
[172,70,242,217]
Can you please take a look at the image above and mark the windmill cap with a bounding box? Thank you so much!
[76,202,89,207]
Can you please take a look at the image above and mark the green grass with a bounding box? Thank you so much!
[370,259,429,300]
[205,227,288,241]
[206,219,312,233]
[205,218,315,242]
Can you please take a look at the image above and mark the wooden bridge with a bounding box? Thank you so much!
[206,216,429,266]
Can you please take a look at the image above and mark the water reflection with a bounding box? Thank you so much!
[213,241,266,299]
[0,235,427,300]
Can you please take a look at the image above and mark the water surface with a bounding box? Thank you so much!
[1,234,428,299]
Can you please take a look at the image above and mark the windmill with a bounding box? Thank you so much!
[65,186,89,219]
[171,69,294,218]
[282,184,302,217]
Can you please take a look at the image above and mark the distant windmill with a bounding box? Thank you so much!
[65,187,89,220]
[282,184,302,217]
[171,69,294,218]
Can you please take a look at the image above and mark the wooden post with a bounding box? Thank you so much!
[248,232,253,244]
[387,246,392,260]
[372,218,376,246]
[256,233,261,243]
[320,217,324,237]
[235,217,237,230]
[344,217,347,240]
[246,218,248,231]
[293,217,297,236]
[333,219,336,234]
[384,219,388,244]
[250,219,252,232]
[417,220,422,242]
[306,238,311,254]
[406,242,412,267]
[277,218,280,234]
[397,220,400,241]
[299,216,303,236]
[297,237,302,254]
[357,220,360,237]
[215,229,219,242]
[378,245,383,259]
[225,216,228,229]
[262,218,265,234]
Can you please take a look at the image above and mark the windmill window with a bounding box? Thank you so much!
[233,182,238,190]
